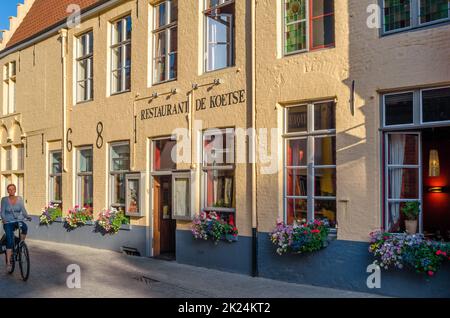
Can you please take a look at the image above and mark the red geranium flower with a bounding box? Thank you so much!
[428,271,434,277]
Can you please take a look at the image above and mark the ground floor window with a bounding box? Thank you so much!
[76,147,93,209]
[284,101,337,228]
[49,150,62,205]
[109,142,130,212]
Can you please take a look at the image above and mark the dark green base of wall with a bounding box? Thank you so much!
[176,230,253,275]
[258,232,450,298]
[21,216,148,256]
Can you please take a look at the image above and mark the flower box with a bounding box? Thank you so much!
[120,224,132,231]
[191,211,238,244]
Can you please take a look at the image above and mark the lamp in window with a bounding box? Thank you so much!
[429,149,440,177]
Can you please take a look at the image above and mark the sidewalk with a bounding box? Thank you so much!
[0,239,383,298]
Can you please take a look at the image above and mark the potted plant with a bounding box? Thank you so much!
[401,202,420,234]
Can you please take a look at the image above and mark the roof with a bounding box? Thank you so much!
[5,0,102,49]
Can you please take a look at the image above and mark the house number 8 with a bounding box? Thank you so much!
[96,122,104,149]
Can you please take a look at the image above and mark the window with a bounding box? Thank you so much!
[383,87,450,127]
[383,0,450,33]
[76,147,93,209]
[111,16,132,94]
[283,0,335,55]
[202,129,235,211]
[17,145,24,171]
[76,31,94,103]
[4,147,12,171]
[172,172,192,220]
[109,142,130,211]
[204,0,235,72]
[49,151,63,205]
[384,133,421,232]
[152,0,178,84]
[125,174,142,216]
[284,101,337,227]
[3,61,16,115]
[153,138,177,171]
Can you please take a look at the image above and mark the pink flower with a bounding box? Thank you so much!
[428,271,434,277]
[311,229,320,234]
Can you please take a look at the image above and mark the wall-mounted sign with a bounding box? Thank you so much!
[140,89,246,121]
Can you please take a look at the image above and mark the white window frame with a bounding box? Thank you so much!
[125,173,144,217]
[75,31,94,103]
[282,0,310,55]
[49,150,63,205]
[109,141,130,211]
[384,132,423,233]
[204,0,235,72]
[152,0,178,84]
[3,61,16,115]
[76,146,93,208]
[382,0,450,34]
[283,101,337,226]
[110,15,132,94]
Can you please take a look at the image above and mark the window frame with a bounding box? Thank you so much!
[282,0,336,56]
[283,100,337,227]
[383,131,423,233]
[3,61,16,115]
[203,0,235,73]
[201,128,236,213]
[420,86,450,125]
[125,173,144,217]
[382,0,450,35]
[75,31,94,104]
[49,150,63,205]
[110,15,132,95]
[109,141,130,211]
[152,0,178,85]
[172,171,194,220]
[76,146,94,209]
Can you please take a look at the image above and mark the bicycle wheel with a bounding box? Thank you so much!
[18,243,30,281]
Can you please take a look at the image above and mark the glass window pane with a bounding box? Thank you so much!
[169,52,177,80]
[170,0,178,23]
[112,47,122,70]
[127,178,140,214]
[170,27,178,53]
[314,136,336,165]
[79,148,93,173]
[388,134,419,165]
[125,16,132,40]
[125,67,131,90]
[286,198,307,225]
[314,168,336,197]
[206,170,234,208]
[285,0,307,23]
[384,0,411,32]
[286,139,307,166]
[17,146,24,170]
[314,199,336,228]
[111,144,130,171]
[287,105,307,133]
[203,130,235,166]
[113,20,123,44]
[388,168,419,199]
[10,62,16,77]
[420,0,449,24]
[77,59,88,82]
[312,0,334,16]
[112,70,121,93]
[285,21,307,53]
[422,87,450,123]
[286,168,307,196]
[314,101,335,130]
[311,14,335,48]
[155,31,167,57]
[155,2,168,28]
[51,152,62,174]
[154,56,166,83]
[174,177,190,218]
[53,175,62,202]
[113,174,126,205]
[207,14,232,71]
[153,139,176,171]
[385,92,414,126]
[80,175,93,208]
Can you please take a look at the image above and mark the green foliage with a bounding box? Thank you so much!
[401,202,420,221]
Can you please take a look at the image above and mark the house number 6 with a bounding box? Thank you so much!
[66,128,73,152]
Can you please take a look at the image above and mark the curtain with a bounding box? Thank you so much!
[389,134,406,232]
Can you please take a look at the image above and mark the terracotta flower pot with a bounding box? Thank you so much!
[405,220,418,234]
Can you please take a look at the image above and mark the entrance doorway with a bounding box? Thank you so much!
[153,175,176,260]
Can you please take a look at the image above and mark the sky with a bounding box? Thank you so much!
[0,0,25,32]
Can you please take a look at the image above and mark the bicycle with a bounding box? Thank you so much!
[0,219,31,281]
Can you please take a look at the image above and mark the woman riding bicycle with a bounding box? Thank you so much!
[1,184,31,272]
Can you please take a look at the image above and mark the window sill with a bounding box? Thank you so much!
[75,99,94,106]
[109,90,131,97]
[203,207,235,213]
[151,78,177,87]
[282,45,335,58]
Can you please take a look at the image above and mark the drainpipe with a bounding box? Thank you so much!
[250,0,258,277]
[59,29,68,173]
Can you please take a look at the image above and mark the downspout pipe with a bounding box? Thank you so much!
[250,0,258,277]
[59,29,68,173]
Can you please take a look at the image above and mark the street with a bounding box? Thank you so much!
[0,240,382,298]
